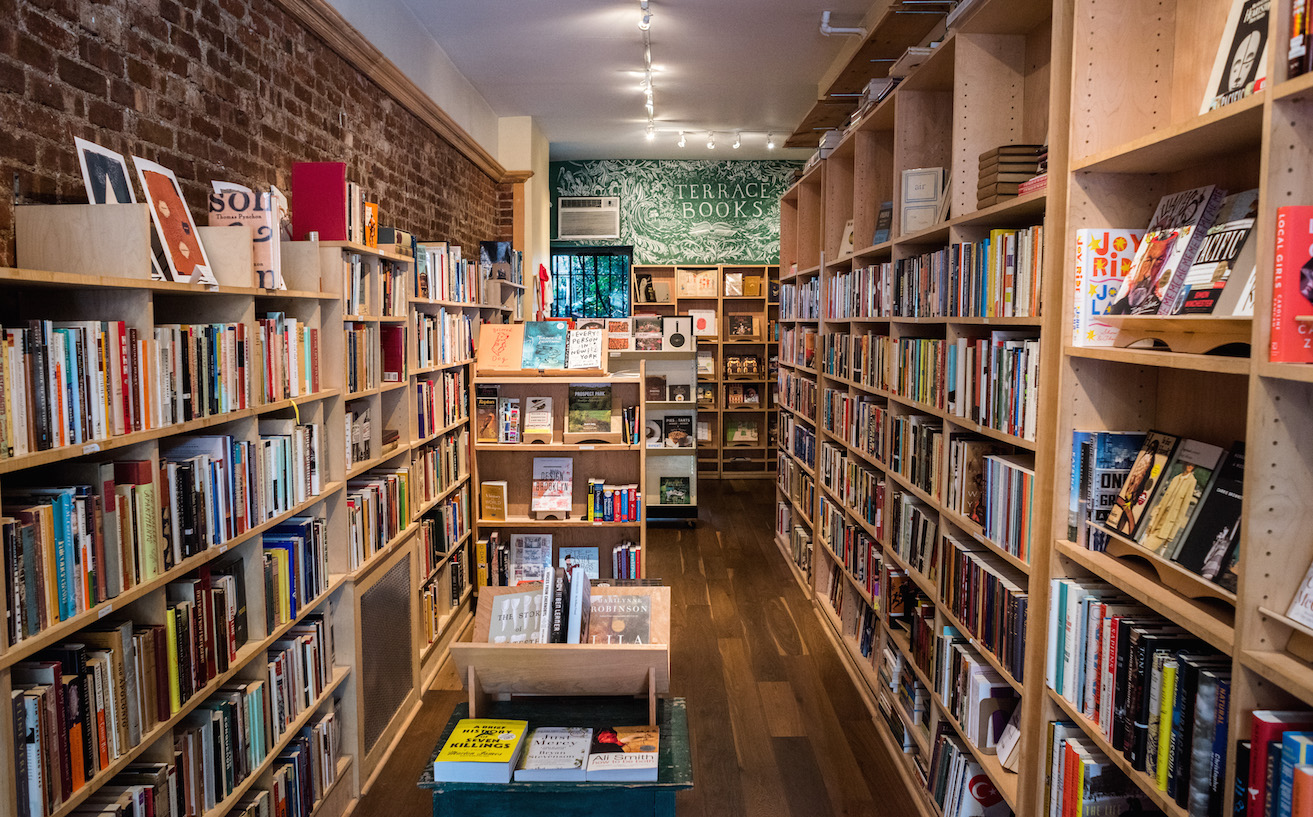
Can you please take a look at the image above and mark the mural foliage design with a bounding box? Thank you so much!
[551,159,801,265]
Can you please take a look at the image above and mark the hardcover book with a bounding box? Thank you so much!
[523,397,553,439]
[433,719,529,784]
[1072,229,1144,346]
[559,547,600,581]
[663,416,693,448]
[1134,439,1225,556]
[645,419,664,447]
[565,328,605,370]
[1174,189,1259,314]
[1104,431,1179,538]
[1171,442,1244,588]
[487,588,544,643]
[645,375,667,402]
[585,726,659,781]
[476,324,526,373]
[510,534,553,584]
[520,321,568,370]
[567,386,612,434]
[587,589,657,644]
[688,310,717,337]
[514,727,592,782]
[872,201,894,245]
[1271,206,1313,362]
[530,458,573,516]
[667,384,691,402]
[480,481,508,521]
[1201,0,1269,113]
[659,477,691,505]
[1107,187,1226,316]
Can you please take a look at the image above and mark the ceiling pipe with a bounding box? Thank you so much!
[820,11,867,37]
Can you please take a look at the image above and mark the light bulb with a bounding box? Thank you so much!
[766,133,776,150]
[732,132,742,149]
[646,124,655,141]
[677,131,686,148]
[706,132,715,149]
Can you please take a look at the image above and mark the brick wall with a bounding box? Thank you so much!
[0,0,512,268]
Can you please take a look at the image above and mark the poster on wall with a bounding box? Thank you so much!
[550,159,802,265]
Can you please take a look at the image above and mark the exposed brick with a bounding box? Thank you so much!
[58,55,107,96]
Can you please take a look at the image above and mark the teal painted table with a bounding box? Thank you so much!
[418,697,692,817]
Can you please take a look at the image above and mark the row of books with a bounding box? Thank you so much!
[414,427,469,505]
[344,321,377,396]
[824,561,877,658]
[1071,429,1244,591]
[817,441,885,530]
[416,241,478,305]
[938,534,1028,683]
[344,468,409,569]
[777,371,818,418]
[779,278,820,321]
[344,405,372,467]
[414,308,474,369]
[263,518,330,630]
[879,639,929,754]
[776,456,816,523]
[822,329,892,394]
[927,726,1012,817]
[380,258,407,317]
[420,543,471,646]
[821,387,888,465]
[585,479,642,523]
[0,320,256,460]
[342,254,368,316]
[787,414,816,468]
[258,313,320,402]
[474,386,622,444]
[419,487,471,579]
[1046,577,1232,814]
[779,324,818,372]
[817,496,881,600]
[891,491,937,579]
[415,368,469,439]
[433,721,657,784]
[935,627,1021,753]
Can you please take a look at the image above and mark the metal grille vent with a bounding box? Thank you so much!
[360,557,413,752]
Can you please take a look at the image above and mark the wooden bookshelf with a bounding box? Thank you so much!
[630,264,779,479]
[779,1,1313,816]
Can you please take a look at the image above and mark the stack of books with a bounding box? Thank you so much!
[977,144,1045,209]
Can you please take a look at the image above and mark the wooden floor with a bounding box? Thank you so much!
[356,479,916,817]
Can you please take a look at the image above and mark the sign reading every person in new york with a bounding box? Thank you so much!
[550,159,802,265]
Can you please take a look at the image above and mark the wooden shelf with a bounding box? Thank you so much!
[931,690,1020,812]
[474,442,639,452]
[1065,343,1250,374]
[476,517,642,528]
[1238,648,1313,707]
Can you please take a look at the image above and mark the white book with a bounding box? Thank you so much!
[514,727,592,781]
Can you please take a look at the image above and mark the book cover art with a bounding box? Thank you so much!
[659,477,691,505]
[530,458,573,514]
[663,416,693,448]
[645,375,667,402]
[514,727,592,781]
[667,384,691,402]
[725,417,760,444]
[728,315,756,337]
[645,419,664,447]
[1173,442,1244,586]
[434,719,528,779]
[632,313,663,336]
[585,726,659,780]
[1107,187,1224,316]
[696,351,715,375]
[487,588,544,643]
[1135,439,1225,555]
[1074,431,1147,549]
[479,241,513,280]
[567,385,612,434]
[1202,0,1270,113]
[1271,206,1313,362]
[565,328,605,370]
[509,534,553,584]
[520,321,568,370]
[523,396,553,437]
[480,481,507,521]
[209,182,284,289]
[1175,189,1259,314]
[689,309,717,337]
[559,547,600,581]
[587,590,656,644]
[1072,229,1144,346]
[134,156,217,285]
[1104,431,1179,537]
[476,324,525,373]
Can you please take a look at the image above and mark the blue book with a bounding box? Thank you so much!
[1279,731,1313,817]
[520,321,568,370]
[263,538,302,619]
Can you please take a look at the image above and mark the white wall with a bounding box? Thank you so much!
[324,0,501,155]
[498,117,551,282]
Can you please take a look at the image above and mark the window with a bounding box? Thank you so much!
[550,246,632,318]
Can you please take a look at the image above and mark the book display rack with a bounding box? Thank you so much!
[0,209,479,817]
[611,349,699,523]
[776,0,1313,815]
[631,264,779,479]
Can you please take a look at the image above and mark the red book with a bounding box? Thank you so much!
[290,162,348,241]
[380,326,405,383]
[1250,710,1313,815]
[1272,206,1313,362]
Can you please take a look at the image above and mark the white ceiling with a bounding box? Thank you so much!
[396,0,874,161]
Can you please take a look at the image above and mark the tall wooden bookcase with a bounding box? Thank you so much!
[631,264,780,479]
[0,215,477,817]
[777,0,1313,815]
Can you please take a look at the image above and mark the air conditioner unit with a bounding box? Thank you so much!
[558,196,621,239]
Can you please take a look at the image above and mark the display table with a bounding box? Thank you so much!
[418,697,692,817]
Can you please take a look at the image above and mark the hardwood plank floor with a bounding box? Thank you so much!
[356,479,916,817]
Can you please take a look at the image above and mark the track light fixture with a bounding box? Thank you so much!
[677,131,686,147]
[706,131,715,149]
[646,124,655,141]
[767,133,776,150]
[638,0,651,30]
[733,132,742,149]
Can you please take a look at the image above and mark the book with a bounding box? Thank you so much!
[513,727,592,782]
[658,477,691,505]
[662,316,691,351]
[559,547,599,581]
[509,534,553,584]
[476,324,525,373]
[667,384,690,402]
[565,328,604,370]
[487,587,545,643]
[1107,187,1226,316]
[520,321,568,370]
[566,386,612,435]
[432,719,529,784]
[1272,206,1313,362]
[1135,439,1225,556]
[134,156,217,285]
[1172,442,1244,587]
[1072,229,1144,346]
[530,457,573,516]
[1201,0,1270,113]
[1281,733,1313,817]
[523,396,553,440]
[645,419,664,447]
[645,375,667,402]
[480,481,508,522]
[1069,430,1146,545]
[689,310,716,337]
[587,589,654,645]
[1289,557,1313,629]
[873,201,893,245]
[565,564,591,643]
[1104,431,1179,538]
[1174,189,1260,314]
[662,416,693,448]
[696,350,715,375]
[1250,711,1313,816]
[498,397,521,444]
[585,726,659,781]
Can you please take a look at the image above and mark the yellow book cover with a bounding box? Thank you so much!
[1156,661,1178,790]
[436,719,529,764]
[271,548,290,622]
[166,607,180,715]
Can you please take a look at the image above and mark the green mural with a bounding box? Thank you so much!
[550,159,802,265]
